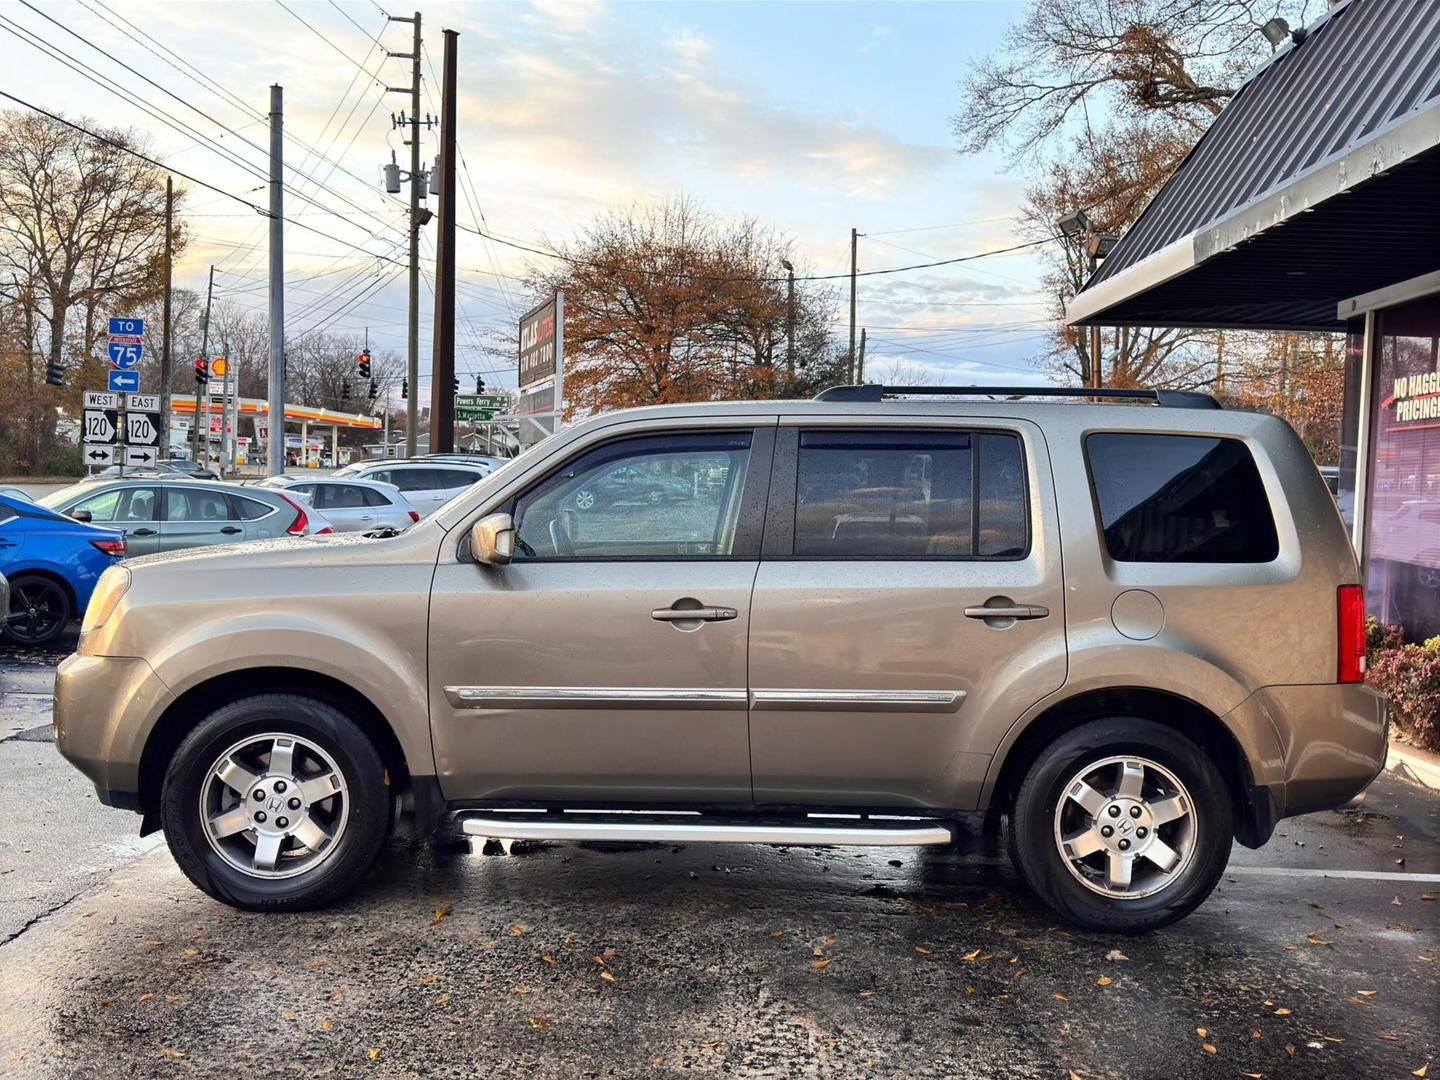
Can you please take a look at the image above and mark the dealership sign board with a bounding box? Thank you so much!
[517,292,564,448]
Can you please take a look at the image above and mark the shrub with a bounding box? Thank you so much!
[1366,623,1440,752]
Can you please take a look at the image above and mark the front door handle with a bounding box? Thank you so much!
[964,602,1049,620]
[652,605,738,623]
[130,528,158,537]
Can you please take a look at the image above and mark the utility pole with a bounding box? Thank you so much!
[429,28,458,454]
[1090,324,1102,388]
[848,228,858,383]
[267,84,285,477]
[160,175,173,456]
[781,258,795,376]
[191,265,215,465]
[857,327,867,383]
[383,11,426,458]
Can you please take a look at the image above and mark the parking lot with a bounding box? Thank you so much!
[1,635,1436,1079]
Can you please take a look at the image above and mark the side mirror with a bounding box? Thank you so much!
[70,509,93,523]
[469,512,515,565]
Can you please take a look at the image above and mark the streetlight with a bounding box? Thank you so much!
[1056,207,1106,389]
[780,258,796,377]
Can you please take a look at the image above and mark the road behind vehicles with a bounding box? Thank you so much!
[254,475,419,533]
[52,386,1387,933]
[38,479,332,556]
[330,459,491,516]
[1,491,124,646]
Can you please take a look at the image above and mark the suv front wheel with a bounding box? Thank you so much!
[160,694,390,911]
[1010,718,1232,933]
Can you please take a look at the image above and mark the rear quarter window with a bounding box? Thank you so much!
[1085,433,1278,563]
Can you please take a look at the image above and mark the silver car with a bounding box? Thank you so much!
[39,479,333,555]
[254,476,419,533]
[331,460,491,517]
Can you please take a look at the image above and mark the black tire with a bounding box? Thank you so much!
[3,574,72,647]
[1010,717,1232,933]
[160,694,390,912]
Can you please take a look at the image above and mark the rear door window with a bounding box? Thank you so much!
[790,429,1028,559]
[164,487,232,522]
[318,484,367,510]
[1085,433,1278,563]
[432,467,481,490]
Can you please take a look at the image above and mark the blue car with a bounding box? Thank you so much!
[0,492,126,647]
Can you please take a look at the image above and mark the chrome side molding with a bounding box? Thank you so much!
[457,813,954,847]
[750,688,965,712]
[444,686,747,709]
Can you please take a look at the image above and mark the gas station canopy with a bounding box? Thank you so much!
[170,394,381,430]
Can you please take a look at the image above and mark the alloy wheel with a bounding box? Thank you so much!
[1052,755,1197,899]
[199,732,349,879]
[6,579,66,644]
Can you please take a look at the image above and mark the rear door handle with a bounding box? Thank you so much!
[220,526,243,535]
[130,528,158,537]
[964,603,1049,620]
[652,606,738,622]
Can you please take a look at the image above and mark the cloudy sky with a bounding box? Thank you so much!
[3,0,1058,396]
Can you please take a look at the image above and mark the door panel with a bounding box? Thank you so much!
[427,424,772,803]
[747,419,1066,810]
[69,486,162,556]
[159,486,235,550]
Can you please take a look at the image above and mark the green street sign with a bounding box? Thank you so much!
[455,393,508,410]
[455,406,495,422]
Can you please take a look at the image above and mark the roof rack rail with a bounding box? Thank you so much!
[813,384,1222,410]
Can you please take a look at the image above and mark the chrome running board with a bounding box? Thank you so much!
[456,813,953,847]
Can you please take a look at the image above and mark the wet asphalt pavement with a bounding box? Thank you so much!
[0,635,1437,1079]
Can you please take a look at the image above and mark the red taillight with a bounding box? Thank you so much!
[276,492,308,535]
[316,526,333,535]
[408,510,420,523]
[90,538,126,557]
[1337,584,1366,684]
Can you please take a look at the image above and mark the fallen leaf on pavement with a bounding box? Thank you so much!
[1356,989,1377,996]
[858,990,875,998]
[600,971,615,982]
[1380,1033,1399,1041]
[1349,996,1372,1007]
[162,1048,185,1058]
[810,959,832,970]
[434,995,449,1006]
[1105,949,1129,961]
[698,1041,718,1049]
[1251,1030,1262,1039]
[770,930,783,938]
[1052,992,1068,1001]
[510,924,525,935]
[1412,1065,1428,1078]
[433,905,453,921]
[1196,1028,1208,1038]
[1274,1008,1292,1016]
[97,997,118,1006]
[320,1019,333,1031]
[962,949,981,961]
[1240,1073,1263,1078]
[182,947,198,957]
[1096,975,1112,986]
[280,1009,297,1019]
[914,946,932,955]
[419,974,437,984]
[529,1016,550,1030]
[137,993,153,1003]
[542,955,556,964]
[1202,1043,1217,1054]
[1392,897,1403,906]
[368,1048,380,1060]
[1285,1045,1296,1057]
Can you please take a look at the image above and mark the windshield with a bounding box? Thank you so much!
[37,484,90,510]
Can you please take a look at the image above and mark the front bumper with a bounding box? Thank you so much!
[54,653,174,807]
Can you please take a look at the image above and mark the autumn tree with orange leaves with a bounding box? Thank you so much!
[522,198,845,417]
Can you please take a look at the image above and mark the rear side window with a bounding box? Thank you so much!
[792,429,1027,559]
[432,467,481,490]
[229,495,273,521]
[361,487,391,507]
[1085,433,1278,563]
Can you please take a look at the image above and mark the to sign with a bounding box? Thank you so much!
[108,317,144,337]
[125,411,161,447]
[83,444,115,466]
[107,342,142,369]
[83,409,117,444]
[83,390,118,409]
[123,446,157,468]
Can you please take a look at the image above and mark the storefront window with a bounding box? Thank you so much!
[1364,294,1440,643]
[1335,319,1365,532]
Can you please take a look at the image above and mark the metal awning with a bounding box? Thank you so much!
[1068,0,1440,331]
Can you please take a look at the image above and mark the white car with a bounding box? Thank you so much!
[255,475,419,533]
[330,460,490,517]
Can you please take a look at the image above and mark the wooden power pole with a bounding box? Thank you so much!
[428,28,458,454]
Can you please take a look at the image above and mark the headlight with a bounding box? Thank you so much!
[81,565,131,634]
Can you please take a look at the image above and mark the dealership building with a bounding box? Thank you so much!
[1067,0,1440,643]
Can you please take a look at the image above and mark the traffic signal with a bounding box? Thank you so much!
[368,380,377,401]
[341,379,350,400]
[357,351,371,380]
[44,360,64,387]
[401,378,408,400]
[193,357,209,384]
[475,375,484,394]
[452,377,460,393]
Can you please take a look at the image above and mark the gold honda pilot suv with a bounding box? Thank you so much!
[54,386,1388,932]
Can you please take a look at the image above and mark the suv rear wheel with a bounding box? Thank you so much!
[160,694,390,911]
[1010,717,1232,933]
